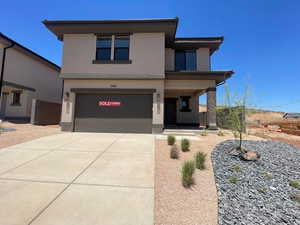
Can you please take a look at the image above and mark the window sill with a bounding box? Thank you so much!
[10,103,21,106]
[92,60,132,64]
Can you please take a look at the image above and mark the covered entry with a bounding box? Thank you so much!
[73,89,154,133]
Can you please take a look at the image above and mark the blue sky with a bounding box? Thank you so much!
[1,0,299,112]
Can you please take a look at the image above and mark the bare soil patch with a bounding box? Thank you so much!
[248,127,300,148]
[0,121,61,149]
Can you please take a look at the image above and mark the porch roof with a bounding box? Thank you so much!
[2,81,36,92]
[165,71,234,85]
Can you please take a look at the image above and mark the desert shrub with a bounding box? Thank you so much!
[228,176,237,184]
[232,165,242,173]
[170,145,179,159]
[233,131,239,139]
[291,194,300,204]
[259,188,268,194]
[167,135,175,145]
[181,139,190,152]
[261,172,273,180]
[200,130,208,136]
[194,152,206,170]
[289,180,300,189]
[182,160,195,187]
[217,130,225,136]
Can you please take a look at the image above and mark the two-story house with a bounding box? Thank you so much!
[43,18,233,133]
[0,33,62,121]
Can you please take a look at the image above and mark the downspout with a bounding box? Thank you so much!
[0,43,15,97]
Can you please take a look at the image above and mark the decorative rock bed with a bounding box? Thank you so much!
[212,140,300,225]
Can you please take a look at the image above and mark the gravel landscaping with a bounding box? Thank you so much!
[212,140,300,225]
[0,121,61,149]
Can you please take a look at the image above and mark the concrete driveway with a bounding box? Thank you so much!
[0,133,154,225]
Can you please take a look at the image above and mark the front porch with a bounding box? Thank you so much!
[162,70,233,131]
[163,87,217,130]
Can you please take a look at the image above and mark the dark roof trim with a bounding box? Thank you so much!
[43,18,178,25]
[70,88,156,94]
[0,33,60,72]
[170,37,224,54]
[165,71,234,85]
[3,81,36,92]
[43,18,179,45]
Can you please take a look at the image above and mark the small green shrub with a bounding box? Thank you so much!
[261,172,273,180]
[200,130,208,136]
[167,135,175,146]
[181,139,190,152]
[289,180,300,189]
[233,131,239,139]
[228,176,237,184]
[170,145,179,159]
[182,160,195,187]
[231,165,242,173]
[259,188,268,194]
[217,130,225,136]
[194,152,206,170]
[291,194,300,204]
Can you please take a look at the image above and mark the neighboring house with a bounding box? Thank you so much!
[283,113,300,120]
[0,33,62,120]
[43,18,233,133]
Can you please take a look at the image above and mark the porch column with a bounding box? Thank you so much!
[206,87,217,130]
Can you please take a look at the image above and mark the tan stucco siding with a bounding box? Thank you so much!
[165,48,174,71]
[4,48,62,103]
[61,33,165,77]
[165,80,215,90]
[197,48,210,71]
[61,79,164,125]
[1,86,30,117]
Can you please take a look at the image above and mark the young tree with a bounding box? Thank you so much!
[224,84,252,153]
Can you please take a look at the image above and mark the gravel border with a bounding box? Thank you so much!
[212,140,300,225]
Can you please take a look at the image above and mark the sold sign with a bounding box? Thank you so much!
[99,101,121,107]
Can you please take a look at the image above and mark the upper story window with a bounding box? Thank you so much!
[114,35,129,60]
[175,50,197,71]
[95,35,130,62]
[96,36,112,60]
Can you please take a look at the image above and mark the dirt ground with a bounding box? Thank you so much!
[155,131,262,225]
[248,126,300,148]
[0,121,61,149]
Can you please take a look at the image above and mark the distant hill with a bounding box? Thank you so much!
[199,104,285,123]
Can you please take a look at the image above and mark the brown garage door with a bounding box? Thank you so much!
[74,93,153,133]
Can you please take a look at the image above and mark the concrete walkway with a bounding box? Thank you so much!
[0,133,154,225]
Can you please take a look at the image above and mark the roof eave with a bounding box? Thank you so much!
[0,33,60,72]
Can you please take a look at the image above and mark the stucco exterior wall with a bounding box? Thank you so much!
[61,79,165,127]
[1,86,31,118]
[3,48,62,103]
[61,33,165,77]
[165,48,174,71]
[197,48,210,71]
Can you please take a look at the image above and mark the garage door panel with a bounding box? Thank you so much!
[74,93,153,133]
[74,118,152,133]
